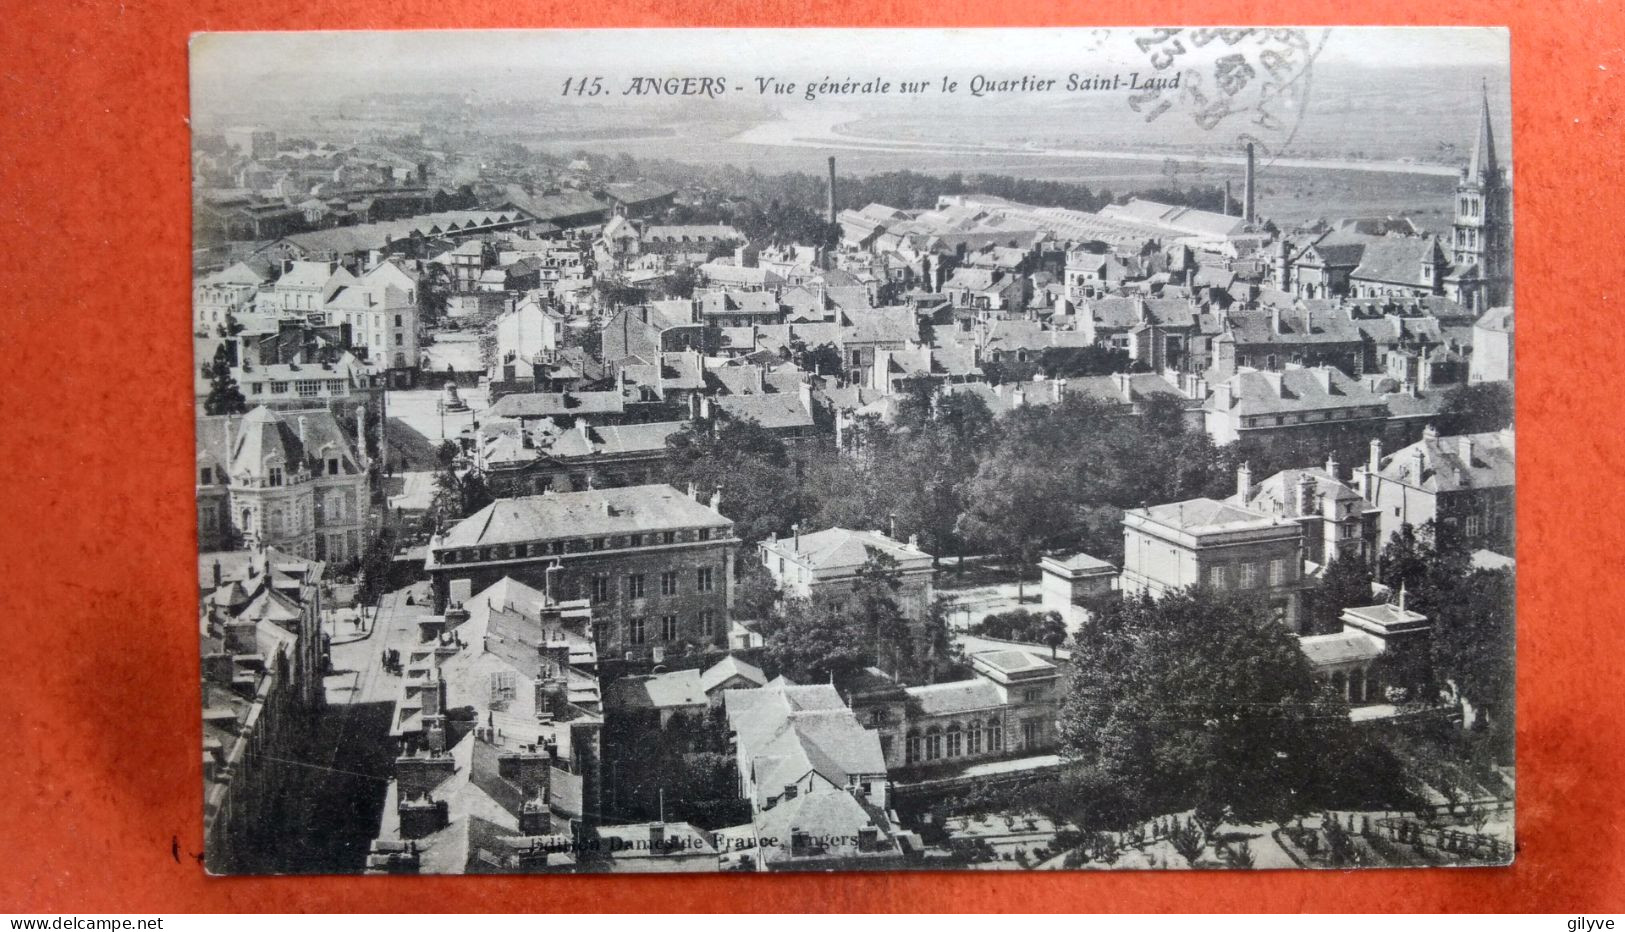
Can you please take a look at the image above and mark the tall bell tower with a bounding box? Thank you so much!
[1452,82,1513,309]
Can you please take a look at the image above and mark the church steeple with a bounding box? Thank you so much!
[1450,80,1512,311]
[1466,80,1499,183]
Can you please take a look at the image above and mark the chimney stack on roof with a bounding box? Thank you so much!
[1296,472,1316,516]
[1236,462,1253,500]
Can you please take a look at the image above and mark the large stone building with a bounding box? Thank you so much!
[424,484,737,662]
[1232,460,1383,568]
[1203,365,1389,448]
[199,548,327,871]
[757,527,934,621]
[1352,426,1516,554]
[195,406,370,564]
[1120,496,1311,632]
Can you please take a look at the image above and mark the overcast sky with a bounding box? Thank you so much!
[191,27,1510,112]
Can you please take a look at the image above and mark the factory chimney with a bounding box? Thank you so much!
[1224,180,1232,217]
[1243,143,1256,224]
[826,156,838,226]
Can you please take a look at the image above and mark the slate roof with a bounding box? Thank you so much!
[608,669,707,712]
[1211,367,1385,417]
[1098,199,1248,238]
[1226,307,1364,345]
[904,679,1005,716]
[1351,236,1443,284]
[763,527,931,572]
[725,681,887,806]
[700,655,767,694]
[700,291,781,318]
[1299,631,1385,667]
[1243,467,1366,518]
[712,392,814,431]
[488,390,628,419]
[1137,497,1280,532]
[1376,428,1515,493]
[841,307,917,345]
[1085,296,1199,331]
[196,406,362,480]
[435,484,732,550]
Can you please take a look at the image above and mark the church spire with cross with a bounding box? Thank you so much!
[1451,79,1513,311]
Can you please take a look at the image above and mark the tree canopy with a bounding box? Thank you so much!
[1059,587,1356,823]
[203,344,248,416]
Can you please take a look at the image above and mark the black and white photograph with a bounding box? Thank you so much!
[189,26,1517,875]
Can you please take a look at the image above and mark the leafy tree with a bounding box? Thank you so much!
[1377,520,1472,623]
[852,548,914,679]
[765,593,872,686]
[1303,556,1377,636]
[663,264,701,300]
[203,344,249,416]
[1059,588,1355,823]
[427,440,493,529]
[731,561,781,622]
[1434,382,1514,436]
[661,416,807,544]
[1171,819,1207,866]
[1430,567,1516,736]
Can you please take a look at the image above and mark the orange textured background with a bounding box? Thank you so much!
[1,0,1620,913]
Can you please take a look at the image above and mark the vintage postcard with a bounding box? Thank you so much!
[190,26,1515,874]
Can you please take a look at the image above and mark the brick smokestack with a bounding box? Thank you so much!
[1243,143,1256,224]
[826,156,838,226]
[1224,180,1232,216]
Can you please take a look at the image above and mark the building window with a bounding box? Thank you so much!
[394,314,403,327]
[700,610,716,637]
[986,721,1003,752]
[326,457,340,475]
[1207,565,1226,589]
[490,670,516,702]
[698,528,712,541]
[1269,558,1287,586]
[696,567,713,592]
[660,615,678,641]
[945,725,962,758]
[663,530,677,544]
[925,729,942,761]
[906,732,921,764]
[660,571,678,596]
[626,574,645,599]
[966,721,982,755]
[628,533,643,547]
[270,381,289,394]
[1240,563,1260,588]
[592,537,606,551]
[1022,719,1042,748]
[268,466,284,487]
[296,380,320,397]
[199,466,213,485]
[1466,515,1482,537]
[1023,687,1045,703]
[627,617,645,644]
[591,575,610,602]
